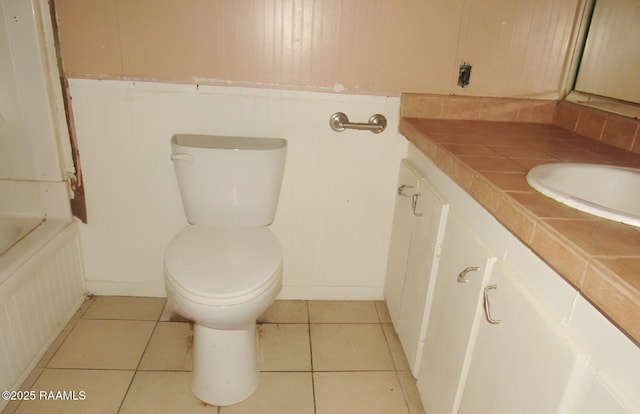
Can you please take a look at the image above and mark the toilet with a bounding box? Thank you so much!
[164,134,287,406]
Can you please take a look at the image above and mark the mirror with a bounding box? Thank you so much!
[572,0,640,109]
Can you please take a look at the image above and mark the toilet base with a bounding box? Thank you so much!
[191,323,260,406]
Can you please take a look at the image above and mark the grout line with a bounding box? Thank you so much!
[306,300,318,414]
[134,320,159,372]
[379,322,401,371]
[115,370,138,414]
[36,367,136,372]
[115,311,161,413]
[395,370,416,414]
[301,321,382,324]
[379,314,416,414]
[310,369,401,373]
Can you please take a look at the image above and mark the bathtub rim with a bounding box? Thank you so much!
[0,215,44,255]
[0,216,74,288]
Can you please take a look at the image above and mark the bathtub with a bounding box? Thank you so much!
[0,215,86,408]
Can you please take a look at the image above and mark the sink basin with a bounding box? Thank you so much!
[526,163,640,227]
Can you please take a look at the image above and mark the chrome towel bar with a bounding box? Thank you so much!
[329,112,387,134]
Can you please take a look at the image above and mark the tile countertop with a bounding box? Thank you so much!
[399,117,640,345]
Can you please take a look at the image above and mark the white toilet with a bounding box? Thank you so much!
[164,134,287,406]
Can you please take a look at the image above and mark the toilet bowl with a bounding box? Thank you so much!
[165,226,283,405]
[164,134,287,406]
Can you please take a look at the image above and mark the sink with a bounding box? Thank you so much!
[526,163,640,227]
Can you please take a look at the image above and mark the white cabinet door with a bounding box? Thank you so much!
[577,375,635,414]
[384,159,423,327]
[417,212,496,414]
[458,263,588,414]
[397,175,449,376]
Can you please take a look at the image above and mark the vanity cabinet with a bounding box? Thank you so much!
[384,159,448,375]
[387,143,640,413]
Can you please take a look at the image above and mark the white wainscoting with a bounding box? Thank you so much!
[69,79,407,299]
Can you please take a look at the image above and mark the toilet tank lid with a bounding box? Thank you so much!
[171,134,286,150]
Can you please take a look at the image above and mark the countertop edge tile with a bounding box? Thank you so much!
[530,221,590,289]
[583,261,640,343]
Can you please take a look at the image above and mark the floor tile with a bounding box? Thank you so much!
[398,371,426,414]
[219,372,314,414]
[15,369,134,414]
[1,368,44,414]
[5,298,424,414]
[83,296,166,320]
[139,322,193,371]
[311,324,394,371]
[314,371,409,414]
[375,301,393,324]
[258,300,308,323]
[159,300,189,322]
[382,324,411,371]
[36,297,95,368]
[48,319,155,369]
[119,371,217,414]
[308,300,379,323]
[258,324,311,371]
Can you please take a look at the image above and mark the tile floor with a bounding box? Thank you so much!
[2,297,425,414]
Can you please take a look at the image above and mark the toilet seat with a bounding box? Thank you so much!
[165,225,282,305]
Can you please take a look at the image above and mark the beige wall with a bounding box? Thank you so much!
[54,0,583,98]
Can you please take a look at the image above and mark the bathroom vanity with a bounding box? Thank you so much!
[385,113,640,413]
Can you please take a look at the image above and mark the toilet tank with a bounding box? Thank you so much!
[170,134,287,226]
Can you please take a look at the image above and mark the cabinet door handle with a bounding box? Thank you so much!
[456,266,479,283]
[483,285,502,325]
[411,193,423,217]
[397,184,415,197]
